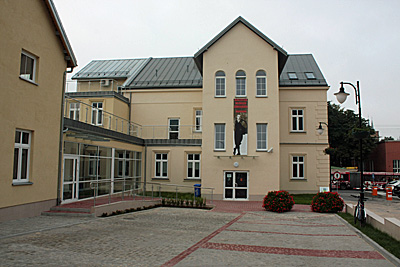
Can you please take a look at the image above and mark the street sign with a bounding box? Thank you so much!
[333,172,341,180]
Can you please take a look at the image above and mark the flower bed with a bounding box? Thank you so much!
[262,190,295,213]
[311,192,344,213]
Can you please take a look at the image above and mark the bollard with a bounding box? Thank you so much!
[372,186,378,196]
[386,187,393,201]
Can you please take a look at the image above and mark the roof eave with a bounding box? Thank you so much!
[44,0,77,69]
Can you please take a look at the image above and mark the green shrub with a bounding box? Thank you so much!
[311,192,344,213]
[263,190,294,213]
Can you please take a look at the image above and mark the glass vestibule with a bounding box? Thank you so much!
[63,141,142,202]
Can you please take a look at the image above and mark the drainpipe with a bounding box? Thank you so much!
[144,142,147,194]
[57,68,74,205]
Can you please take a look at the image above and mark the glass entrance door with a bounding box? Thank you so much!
[224,171,248,200]
[63,155,79,202]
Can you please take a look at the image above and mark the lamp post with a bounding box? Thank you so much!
[334,81,364,204]
[317,122,331,191]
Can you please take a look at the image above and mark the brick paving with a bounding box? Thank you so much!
[0,202,398,266]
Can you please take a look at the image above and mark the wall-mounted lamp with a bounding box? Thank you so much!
[317,122,328,135]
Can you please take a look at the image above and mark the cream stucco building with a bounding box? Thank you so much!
[0,0,77,221]
[66,17,330,203]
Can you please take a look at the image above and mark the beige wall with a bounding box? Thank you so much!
[76,79,125,92]
[201,22,281,200]
[0,0,68,213]
[279,87,330,192]
[145,146,202,193]
[127,89,202,139]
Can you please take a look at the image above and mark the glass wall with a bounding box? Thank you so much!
[64,141,142,201]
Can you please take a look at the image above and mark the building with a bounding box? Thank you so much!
[367,140,400,173]
[0,0,77,221]
[66,17,330,203]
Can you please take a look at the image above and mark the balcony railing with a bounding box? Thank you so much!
[64,95,201,139]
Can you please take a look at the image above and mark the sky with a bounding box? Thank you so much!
[53,0,400,139]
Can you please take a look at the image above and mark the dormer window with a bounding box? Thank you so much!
[288,73,297,80]
[305,72,316,79]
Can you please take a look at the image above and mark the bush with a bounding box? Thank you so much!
[263,190,294,213]
[311,192,344,213]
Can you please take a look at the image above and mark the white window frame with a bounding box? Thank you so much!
[69,102,80,120]
[292,155,305,179]
[215,71,226,97]
[187,153,201,179]
[20,50,37,83]
[291,109,305,132]
[236,71,246,97]
[214,123,226,151]
[394,160,400,173]
[195,110,202,132]
[155,153,168,178]
[92,102,103,126]
[168,118,180,139]
[13,130,31,183]
[256,123,268,151]
[256,70,267,97]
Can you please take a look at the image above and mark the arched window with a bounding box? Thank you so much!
[256,70,267,96]
[215,71,226,97]
[236,70,246,97]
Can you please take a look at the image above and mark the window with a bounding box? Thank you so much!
[155,153,168,178]
[394,160,400,173]
[291,109,304,132]
[305,72,316,79]
[13,130,31,182]
[69,103,80,120]
[187,153,200,179]
[92,102,103,125]
[256,124,268,150]
[214,124,226,150]
[88,153,97,177]
[288,72,298,80]
[195,110,202,132]
[292,156,305,179]
[256,70,267,96]
[215,71,226,97]
[168,118,179,139]
[236,70,246,97]
[20,51,37,82]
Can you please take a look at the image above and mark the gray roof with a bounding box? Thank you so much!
[194,16,288,74]
[125,57,202,89]
[72,58,149,79]
[279,54,328,87]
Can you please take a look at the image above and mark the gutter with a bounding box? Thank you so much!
[57,68,74,205]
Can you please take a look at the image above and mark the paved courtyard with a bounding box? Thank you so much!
[0,204,398,266]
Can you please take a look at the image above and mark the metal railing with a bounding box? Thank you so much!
[89,179,214,206]
[64,95,202,140]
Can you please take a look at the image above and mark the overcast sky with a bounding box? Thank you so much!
[53,0,400,139]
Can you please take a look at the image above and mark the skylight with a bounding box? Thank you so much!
[305,72,316,79]
[288,73,298,80]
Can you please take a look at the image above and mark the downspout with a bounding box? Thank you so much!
[57,68,74,205]
[144,142,147,194]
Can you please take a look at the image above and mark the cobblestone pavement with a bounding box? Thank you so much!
[1,205,398,266]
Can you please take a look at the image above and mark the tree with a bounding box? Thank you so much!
[326,102,377,167]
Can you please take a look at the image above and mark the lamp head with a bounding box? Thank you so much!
[334,82,350,104]
[317,123,324,135]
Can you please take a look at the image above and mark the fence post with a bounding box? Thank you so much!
[85,107,88,123]
[151,184,154,200]
[109,116,111,129]
[176,186,178,202]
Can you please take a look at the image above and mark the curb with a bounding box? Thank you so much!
[335,214,400,266]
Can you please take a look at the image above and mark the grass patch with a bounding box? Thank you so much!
[338,212,400,259]
[291,194,314,205]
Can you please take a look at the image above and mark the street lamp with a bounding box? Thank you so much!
[334,81,365,214]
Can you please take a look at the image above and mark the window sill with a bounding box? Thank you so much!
[235,95,247,98]
[12,181,33,186]
[152,178,169,181]
[19,76,38,86]
[215,96,226,98]
[214,149,226,152]
[290,131,306,134]
[256,95,268,98]
[256,149,268,152]
[184,178,201,181]
[290,178,307,181]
